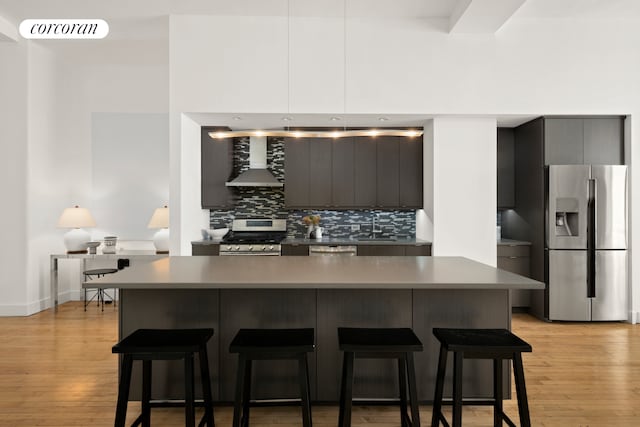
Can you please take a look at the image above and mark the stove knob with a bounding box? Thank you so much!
[226,245,232,251]
[262,245,267,251]
[248,246,253,251]
[235,246,240,251]
[269,245,274,251]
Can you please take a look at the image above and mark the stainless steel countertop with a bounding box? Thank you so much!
[85,255,543,290]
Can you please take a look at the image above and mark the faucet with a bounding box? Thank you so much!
[371,213,382,236]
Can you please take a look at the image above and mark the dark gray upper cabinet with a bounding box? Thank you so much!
[201,127,233,208]
[544,117,623,165]
[308,138,333,207]
[332,137,355,206]
[497,128,515,209]
[583,118,624,164]
[544,118,583,164]
[284,138,310,207]
[285,134,423,209]
[354,137,377,207]
[376,136,400,207]
[398,137,423,208]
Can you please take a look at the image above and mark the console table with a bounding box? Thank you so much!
[50,251,166,311]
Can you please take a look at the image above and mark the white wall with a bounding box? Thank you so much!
[91,113,169,242]
[430,118,497,266]
[0,39,28,315]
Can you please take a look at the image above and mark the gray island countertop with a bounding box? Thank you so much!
[85,255,543,290]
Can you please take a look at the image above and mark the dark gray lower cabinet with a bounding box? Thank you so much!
[192,244,220,256]
[497,244,531,307]
[281,244,310,256]
[358,245,431,256]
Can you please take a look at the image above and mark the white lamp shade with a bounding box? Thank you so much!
[148,206,169,229]
[57,206,96,228]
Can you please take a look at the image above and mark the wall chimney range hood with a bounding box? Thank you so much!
[225,136,283,187]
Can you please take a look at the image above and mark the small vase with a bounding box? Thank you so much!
[307,225,315,239]
[315,226,323,240]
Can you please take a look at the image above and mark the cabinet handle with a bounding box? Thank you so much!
[509,256,519,259]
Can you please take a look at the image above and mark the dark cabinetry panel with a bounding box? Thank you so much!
[309,138,333,207]
[404,245,432,256]
[192,244,220,256]
[354,138,377,207]
[357,244,431,256]
[285,135,423,209]
[544,118,583,165]
[399,137,423,208]
[284,138,310,207]
[497,244,531,307]
[201,127,233,208]
[281,244,310,256]
[583,118,624,164]
[497,128,515,209]
[376,137,400,207]
[544,117,623,165]
[332,138,355,206]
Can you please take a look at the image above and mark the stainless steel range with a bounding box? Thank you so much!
[219,219,287,256]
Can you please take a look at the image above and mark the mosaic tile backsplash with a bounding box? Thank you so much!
[208,137,416,238]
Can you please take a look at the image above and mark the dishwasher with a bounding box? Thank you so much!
[309,245,357,256]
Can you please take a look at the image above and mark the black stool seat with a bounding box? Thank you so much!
[431,328,532,427]
[230,328,315,427]
[338,327,423,427]
[112,328,215,427]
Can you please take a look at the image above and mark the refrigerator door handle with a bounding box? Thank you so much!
[588,178,596,298]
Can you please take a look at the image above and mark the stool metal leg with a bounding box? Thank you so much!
[431,345,448,427]
[115,354,133,427]
[493,359,502,427]
[141,360,152,427]
[198,346,215,427]
[185,352,195,427]
[398,356,408,427]
[338,351,355,427]
[298,353,312,427]
[406,352,421,427]
[452,352,463,427]
[513,353,531,427]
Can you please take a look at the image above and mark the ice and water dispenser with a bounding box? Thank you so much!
[554,198,579,237]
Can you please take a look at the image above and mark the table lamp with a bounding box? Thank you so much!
[57,205,97,253]
[148,205,169,254]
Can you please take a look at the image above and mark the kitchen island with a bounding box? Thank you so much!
[87,255,543,402]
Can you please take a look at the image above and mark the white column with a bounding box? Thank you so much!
[430,117,497,266]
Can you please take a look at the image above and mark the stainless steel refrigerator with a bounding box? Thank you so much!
[546,165,628,321]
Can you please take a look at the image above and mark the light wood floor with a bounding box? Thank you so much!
[1,302,639,426]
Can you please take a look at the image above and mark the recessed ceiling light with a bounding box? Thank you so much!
[378,117,389,122]
[282,116,293,122]
[330,116,342,121]
[232,116,242,121]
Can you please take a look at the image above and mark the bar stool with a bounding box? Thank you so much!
[230,328,315,427]
[431,328,532,427]
[112,328,215,427]
[84,258,129,311]
[338,327,423,427]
